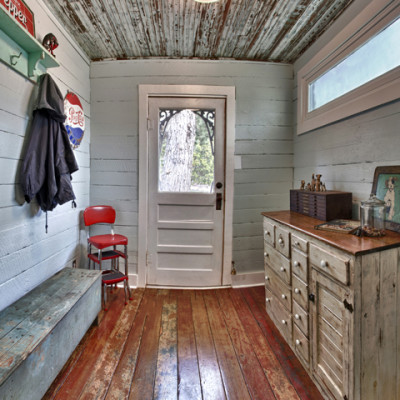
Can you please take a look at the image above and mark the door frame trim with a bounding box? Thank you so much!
[138,84,236,287]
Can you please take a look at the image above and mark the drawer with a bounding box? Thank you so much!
[293,300,308,337]
[292,249,308,283]
[263,219,275,247]
[275,226,290,257]
[293,324,310,364]
[292,274,308,311]
[265,267,291,312]
[264,245,291,285]
[291,233,308,254]
[310,244,350,285]
[265,288,292,344]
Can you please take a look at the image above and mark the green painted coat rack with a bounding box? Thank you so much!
[0,6,59,82]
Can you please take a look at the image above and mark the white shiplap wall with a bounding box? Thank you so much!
[293,0,400,218]
[0,0,91,311]
[90,60,293,278]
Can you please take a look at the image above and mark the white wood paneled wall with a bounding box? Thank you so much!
[0,0,91,311]
[90,60,294,277]
[293,0,400,219]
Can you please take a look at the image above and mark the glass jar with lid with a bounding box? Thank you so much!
[360,194,386,237]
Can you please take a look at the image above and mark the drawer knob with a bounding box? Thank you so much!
[280,267,285,272]
[266,298,270,303]
[281,294,286,299]
[282,320,287,325]
[295,313,300,320]
[264,252,268,257]
[265,276,269,281]
[265,231,271,236]
[294,288,300,294]
[295,241,300,247]
[293,260,300,267]
[278,236,284,245]
[295,339,301,346]
[320,260,328,268]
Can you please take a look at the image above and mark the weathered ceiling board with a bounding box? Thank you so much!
[42,0,353,63]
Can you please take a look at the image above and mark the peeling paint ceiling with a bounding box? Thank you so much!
[42,0,354,63]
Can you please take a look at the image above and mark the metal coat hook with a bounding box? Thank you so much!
[10,52,22,66]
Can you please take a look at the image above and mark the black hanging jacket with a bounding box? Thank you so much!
[20,74,79,212]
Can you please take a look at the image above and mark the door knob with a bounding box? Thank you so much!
[216,182,223,189]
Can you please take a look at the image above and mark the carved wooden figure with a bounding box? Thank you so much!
[315,174,322,191]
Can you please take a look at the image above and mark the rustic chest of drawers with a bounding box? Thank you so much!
[262,210,400,400]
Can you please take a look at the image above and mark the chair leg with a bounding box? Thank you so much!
[102,283,108,311]
[124,245,133,300]
[98,249,102,271]
[123,280,128,305]
[87,244,92,269]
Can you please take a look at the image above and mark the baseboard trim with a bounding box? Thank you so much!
[129,272,264,289]
[231,271,264,288]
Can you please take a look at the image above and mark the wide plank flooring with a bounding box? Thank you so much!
[44,286,323,400]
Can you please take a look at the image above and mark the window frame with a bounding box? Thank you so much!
[297,1,400,135]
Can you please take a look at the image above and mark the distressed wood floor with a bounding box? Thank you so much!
[44,286,323,400]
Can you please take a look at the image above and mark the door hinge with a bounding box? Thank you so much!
[147,118,153,131]
[343,299,353,313]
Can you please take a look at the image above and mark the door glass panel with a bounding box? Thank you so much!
[158,108,215,193]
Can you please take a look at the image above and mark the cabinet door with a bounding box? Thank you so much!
[310,269,352,400]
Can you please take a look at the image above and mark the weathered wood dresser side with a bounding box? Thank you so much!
[262,210,400,400]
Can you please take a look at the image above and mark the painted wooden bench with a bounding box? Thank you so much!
[0,267,102,400]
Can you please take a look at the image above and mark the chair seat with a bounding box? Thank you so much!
[88,250,126,265]
[88,234,128,249]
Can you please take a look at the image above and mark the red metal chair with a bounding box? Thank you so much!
[83,205,132,310]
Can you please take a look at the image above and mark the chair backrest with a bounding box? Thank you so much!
[84,205,116,227]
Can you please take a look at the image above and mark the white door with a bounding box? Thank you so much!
[147,97,226,287]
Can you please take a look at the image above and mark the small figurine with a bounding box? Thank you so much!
[42,33,59,57]
[315,174,322,191]
[300,180,305,190]
[311,174,315,191]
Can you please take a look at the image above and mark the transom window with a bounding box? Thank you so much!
[308,16,400,112]
[297,3,400,135]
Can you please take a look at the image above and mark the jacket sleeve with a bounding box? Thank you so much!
[19,112,49,203]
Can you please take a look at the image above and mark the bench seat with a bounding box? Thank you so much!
[0,267,102,400]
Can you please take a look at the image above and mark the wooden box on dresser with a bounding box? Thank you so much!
[262,210,400,400]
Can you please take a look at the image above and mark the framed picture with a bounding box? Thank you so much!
[372,166,400,232]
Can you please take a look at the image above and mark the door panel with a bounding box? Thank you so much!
[147,97,225,287]
[311,268,351,400]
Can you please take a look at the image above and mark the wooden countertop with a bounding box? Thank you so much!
[262,210,400,256]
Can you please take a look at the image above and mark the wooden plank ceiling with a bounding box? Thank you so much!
[42,0,354,63]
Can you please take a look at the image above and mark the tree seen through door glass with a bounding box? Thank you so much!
[158,109,215,193]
